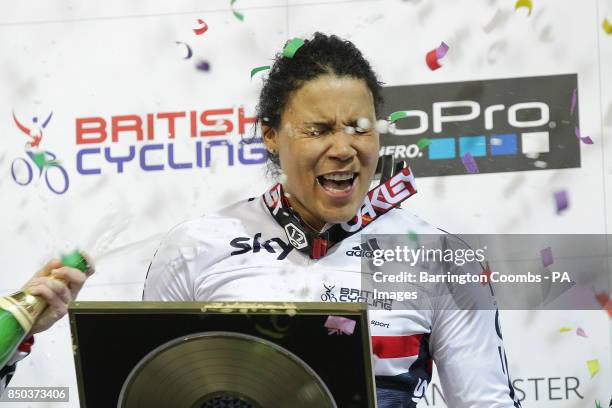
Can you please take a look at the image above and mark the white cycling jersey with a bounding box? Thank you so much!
[143,193,522,408]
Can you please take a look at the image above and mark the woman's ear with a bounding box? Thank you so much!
[262,124,278,154]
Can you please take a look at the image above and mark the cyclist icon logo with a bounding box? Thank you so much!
[11,110,70,195]
[320,284,338,302]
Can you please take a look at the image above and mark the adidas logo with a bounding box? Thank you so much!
[346,238,380,257]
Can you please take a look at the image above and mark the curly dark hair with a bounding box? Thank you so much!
[251,32,384,173]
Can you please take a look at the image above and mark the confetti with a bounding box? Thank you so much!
[559,327,572,333]
[490,137,503,146]
[575,127,594,145]
[554,190,569,213]
[230,0,244,21]
[515,0,533,16]
[324,315,356,335]
[192,19,208,35]
[533,160,547,168]
[283,38,305,59]
[344,126,355,135]
[461,153,479,173]
[595,400,602,408]
[586,359,600,378]
[595,291,612,317]
[175,41,193,59]
[570,88,577,115]
[375,119,389,133]
[603,18,612,34]
[389,111,408,124]
[408,230,419,243]
[480,262,492,285]
[540,247,553,267]
[195,60,211,72]
[250,65,270,79]
[416,138,431,149]
[425,41,449,71]
[576,327,588,338]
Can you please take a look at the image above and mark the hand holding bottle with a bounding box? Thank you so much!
[22,254,94,334]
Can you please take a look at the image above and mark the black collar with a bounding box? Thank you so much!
[262,165,417,259]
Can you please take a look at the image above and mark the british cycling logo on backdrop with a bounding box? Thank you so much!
[10,110,70,194]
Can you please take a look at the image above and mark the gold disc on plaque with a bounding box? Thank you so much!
[117,332,337,408]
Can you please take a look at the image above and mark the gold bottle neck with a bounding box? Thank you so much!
[0,291,47,333]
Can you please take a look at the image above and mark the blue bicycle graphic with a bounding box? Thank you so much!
[11,150,69,195]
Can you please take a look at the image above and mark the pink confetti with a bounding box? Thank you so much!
[426,41,450,71]
[436,41,450,59]
[576,327,588,338]
[575,127,593,145]
[540,247,553,267]
[324,315,356,335]
[570,88,577,115]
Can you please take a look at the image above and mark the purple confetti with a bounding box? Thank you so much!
[575,127,593,145]
[461,153,479,173]
[324,315,356,335]
[576,327,588,338]
[436,41,450,59]
[195,60,211,71]
[541,247,554,267]
[570,88,577,115]
[554,190,569,213]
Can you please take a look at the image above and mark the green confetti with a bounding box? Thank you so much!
[61,250,89,273]
[283,38,305,58]
[408,230,419,246]
[388,111,408,124]
[250,65,270,79]
[416,138,431,149]
[232,10,244,21]
[595,401,601,408]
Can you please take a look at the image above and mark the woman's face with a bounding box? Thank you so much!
[263,74,379,230]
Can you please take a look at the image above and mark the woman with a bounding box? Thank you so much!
[144,33,521,408]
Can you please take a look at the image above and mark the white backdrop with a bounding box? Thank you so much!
[0,0,611,406]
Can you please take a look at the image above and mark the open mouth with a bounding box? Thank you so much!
[316,172,358,194]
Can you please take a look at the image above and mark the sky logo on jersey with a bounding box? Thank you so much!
[346,238,381,257]
[379,74,580,177]
[229,233,293,260]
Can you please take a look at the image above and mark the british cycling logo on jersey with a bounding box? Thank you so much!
[321,283,393,310]
[10,110,70,194]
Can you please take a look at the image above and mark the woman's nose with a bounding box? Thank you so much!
[327,131,357,162]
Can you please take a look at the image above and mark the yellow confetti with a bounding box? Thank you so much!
[603,18,612,34]
[586,359,600,378]
[515,0,533,16]
[559,327,572,333]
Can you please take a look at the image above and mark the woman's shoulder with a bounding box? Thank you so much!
[370,207,443,235]
[163,197,263,242]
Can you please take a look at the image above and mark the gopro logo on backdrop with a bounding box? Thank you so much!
[380,74,580,177]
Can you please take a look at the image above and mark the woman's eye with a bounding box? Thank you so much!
[307,127,326,136]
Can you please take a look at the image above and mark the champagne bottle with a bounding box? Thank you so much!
[0,251,88,369]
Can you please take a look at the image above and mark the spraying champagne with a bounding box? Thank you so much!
[0,251,89,369]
